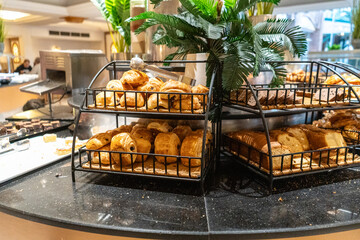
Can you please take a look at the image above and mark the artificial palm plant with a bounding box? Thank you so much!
[352,0,360,48]
[91,0,131,53]
[248,0,280,16]
[129,0,307,91]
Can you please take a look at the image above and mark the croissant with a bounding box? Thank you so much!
[191,84,209,104]
[172,96,201,110]
[180,135,203,167]
[137,77,164,92]
[120,92,145,107]
[106,125,133,137]
[154,132,181,164]
[92,144,111,165]
[120,70,149,87]
[147,94,170,110]
[86,132,112,150]
[159,80,191,100]
[110,133,137,166]
[106,80,133,97]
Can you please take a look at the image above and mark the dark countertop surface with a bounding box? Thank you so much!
[1,154,360,239]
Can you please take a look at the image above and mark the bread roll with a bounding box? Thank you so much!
[110,133,137,165]
[120,70,149,87]
[134,137,151,162]
[172,125,192,141]
[120,92,145,107]
[181,135,203,167]
[86,132,112,150]
[154,133,181,164]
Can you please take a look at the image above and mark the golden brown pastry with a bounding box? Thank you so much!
[106,125,133,137]
[270,130,304,156]
[137,77,164,92]
[147,94,170,110]
[147,121,173,134]
[120,92,145,107]
[172,97,201,110]
[86,132,112,150]
[110,133,137,165]
[172,125,192,141]
[120,70,149,87]
[343,125,360,141]
[106,80,133,97]
[283,126,310,151]
[190,129,212,144]
[159,80,191,100]
[95,92,120,107]
[131,126,154,143]
[191,84,209,104]
[181,135,203,167]
[154,132,181,164]
[134,137,151,162]
[92,144,111,165]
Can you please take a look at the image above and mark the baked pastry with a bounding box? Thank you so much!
[172,125,192,141]
[154,132,181,164]
[134,137,151,162]
[110,133,137,165]
[131,126,154,143]
[181,135,203,167]
[137,77,164,92]
[86,132,112,150]
[95,91,120,107]
[106,125,133,137]
[344,125,360,141]
[92,144,111,165]
[147,94,170,110]
[147,121,173,134]
[120,70,149,87]
[43,134,57,143]
[120,92,145,107]
[159,80,191,100]
[172,97,201,110]
[106,80,133,97]
[190,129,212,144]
[191,84,209,104]
[227,130,292,170]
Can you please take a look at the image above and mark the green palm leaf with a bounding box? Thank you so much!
[254,19,307,57]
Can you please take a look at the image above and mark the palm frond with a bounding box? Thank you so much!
[179,0,218,23]
[130,12,206,37]
[254,19,308,57]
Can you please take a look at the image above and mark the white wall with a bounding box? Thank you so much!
[3,23,105,67]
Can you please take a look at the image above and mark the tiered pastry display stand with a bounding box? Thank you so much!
[71,60,218,193]
[221,60,360,191]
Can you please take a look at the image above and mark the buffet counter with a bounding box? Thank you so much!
[1,153,360,240]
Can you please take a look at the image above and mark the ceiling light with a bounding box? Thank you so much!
[0,10,29,20]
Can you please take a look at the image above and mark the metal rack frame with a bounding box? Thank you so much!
[71,60,218,193]
[221,60,360,191]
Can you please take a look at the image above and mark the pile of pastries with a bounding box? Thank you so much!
[225,124,358,172]
[313,109,360,142]
[93,69,209,112]
[84,120,212,170]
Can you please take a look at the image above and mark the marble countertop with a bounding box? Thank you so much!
[1,154,360,239]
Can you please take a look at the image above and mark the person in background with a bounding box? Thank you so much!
[14,59,32,74]
[30,57,40,75]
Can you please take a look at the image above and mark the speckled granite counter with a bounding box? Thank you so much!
[1,154,360,239]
